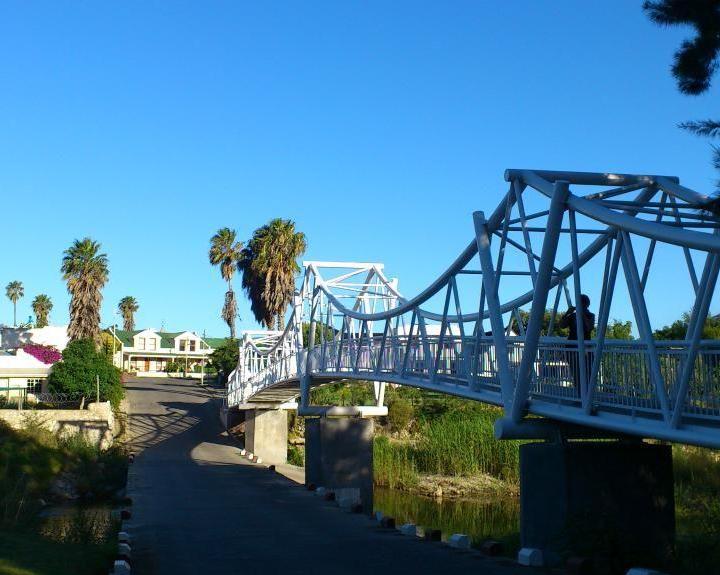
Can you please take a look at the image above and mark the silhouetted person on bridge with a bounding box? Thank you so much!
[559,294,595,395]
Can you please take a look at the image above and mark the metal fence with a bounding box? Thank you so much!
[0,390,86,410]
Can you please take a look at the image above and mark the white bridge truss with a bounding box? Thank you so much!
[228,169,720,448]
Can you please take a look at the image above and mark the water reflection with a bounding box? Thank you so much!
[374,488,520,552]
[38,505,115,543]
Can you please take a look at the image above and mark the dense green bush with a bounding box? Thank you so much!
[209,338,238,381]
[387,397,413,432]
[48,339,124,408]
[418,411,520,481]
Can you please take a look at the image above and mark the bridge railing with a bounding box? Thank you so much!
[304,334,720,423]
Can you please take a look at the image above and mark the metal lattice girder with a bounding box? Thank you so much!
[226,169,720,449]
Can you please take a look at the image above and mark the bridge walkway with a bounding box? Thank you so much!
[125,377,524,574]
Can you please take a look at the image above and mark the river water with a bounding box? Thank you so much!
[374,487,520,552]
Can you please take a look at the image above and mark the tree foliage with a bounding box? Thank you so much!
[654,312,720,339]
[240,219,307,330]
[31,294,53,328]
[605,319,633,340]
[48,339,123,408]
[209,228,243,338]
[644,1,720,196]
[118,296,139,332]
[209,338,239,381]
[61,238,109,342]
[5,281,23,327]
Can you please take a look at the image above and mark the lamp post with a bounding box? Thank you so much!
[111,324,118,368]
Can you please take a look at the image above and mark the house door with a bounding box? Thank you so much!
[144,359,150,372]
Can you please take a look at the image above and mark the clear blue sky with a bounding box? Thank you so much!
[0,1,716,337]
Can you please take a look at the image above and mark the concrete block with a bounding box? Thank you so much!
[246,453,254,460]
[335,487,360,510]
[480,540,503,556]
[447,533,471,549]
[244,409,288,465]
[566,556,592,575]
[117,542,131,559]
[239,449,246,456]
[423,528,441,542]
[113,559,131,574]
[518,547,543,567]
[520,442,674,563]
[337,496,355,510]
[117,531,131,544]
[315,487,327,497]
[253,456,263,464]
[305,417,373,511]
[399,523,417,537]
[626,570,668,575]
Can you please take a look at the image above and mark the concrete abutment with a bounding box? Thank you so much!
[244,408,288,465]
[304,417,374,512]
[519,440,675,565]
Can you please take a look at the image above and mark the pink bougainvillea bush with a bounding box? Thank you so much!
[22,344,62,365]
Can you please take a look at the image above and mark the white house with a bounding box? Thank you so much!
[110,329,224,377]
[0,325,70,352]
[0,326,68,399]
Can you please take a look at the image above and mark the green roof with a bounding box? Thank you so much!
[109,329,223,350]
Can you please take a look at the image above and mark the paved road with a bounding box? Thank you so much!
[126,377,527,574]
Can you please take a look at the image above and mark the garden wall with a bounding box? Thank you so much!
[0,401,115,449]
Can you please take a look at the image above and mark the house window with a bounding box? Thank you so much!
[179,340,186,352]
[27,379,43,394]
[189,340,196,352]
[138,337,146,350]
[148,338,156,351]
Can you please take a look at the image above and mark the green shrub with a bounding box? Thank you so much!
[373,435,418,489]
[48,339,124,408]
[417,409,520,481]
[287,445,305,467]
[387,397,414,432]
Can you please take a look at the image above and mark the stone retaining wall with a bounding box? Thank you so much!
[0,401,115,449]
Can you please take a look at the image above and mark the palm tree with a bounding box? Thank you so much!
[32,294,53,328]
[240,219,307,330]
[209,228,243,338]
[118,296,139,331]
[61,238,109,342]
[5,281,24,327]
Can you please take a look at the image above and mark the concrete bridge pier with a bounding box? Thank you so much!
[304,416,374,512]
[244,408,289,465]
[517,438,675,566]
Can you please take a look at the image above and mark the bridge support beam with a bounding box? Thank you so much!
[244,409,288,465]
[305,417,374,512]
[519,440,674,566]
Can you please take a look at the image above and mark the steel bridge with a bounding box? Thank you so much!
[227,169,720,449]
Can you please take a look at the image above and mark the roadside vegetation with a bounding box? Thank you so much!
[0,420,128,575]
[47,339,124,408]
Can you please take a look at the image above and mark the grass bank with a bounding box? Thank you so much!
[305,382,521,496]
[0,419,128,575]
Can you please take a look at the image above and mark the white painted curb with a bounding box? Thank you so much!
[517,547,543,567]
[447,533,471,549]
